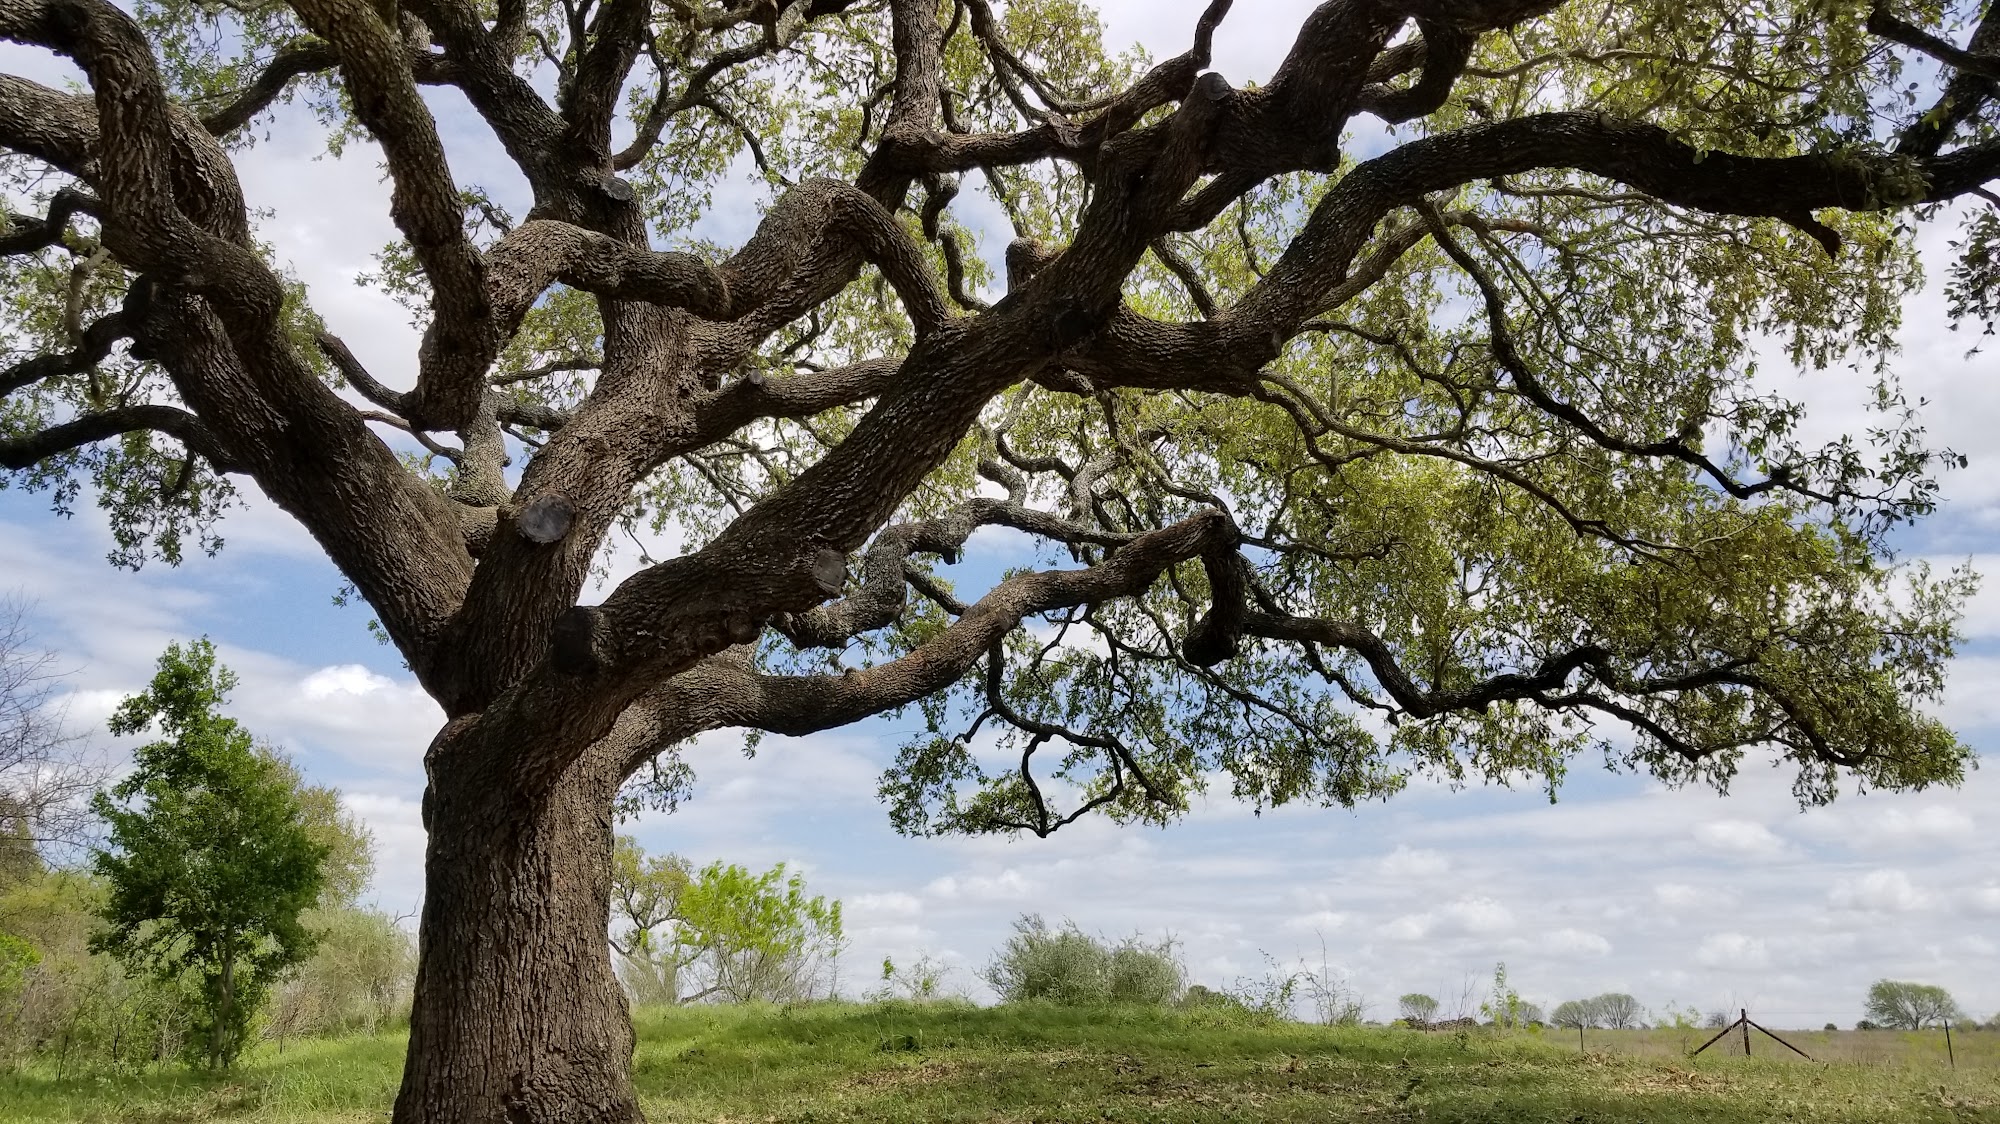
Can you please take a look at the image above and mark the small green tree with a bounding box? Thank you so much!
[89,640,326,1070]
[1399,993,1440,1025]
[608,838,843,1005]
[678,860,844,1003]
[1480,962,1528,1029]
[1863,980,1963,1030]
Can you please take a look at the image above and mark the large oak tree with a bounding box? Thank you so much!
[3,0,1997,1119]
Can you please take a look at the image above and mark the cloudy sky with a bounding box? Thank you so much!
[4,0,1997,1029]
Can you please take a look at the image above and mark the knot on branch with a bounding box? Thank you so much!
[811,548,848,595]
[550,604,607,675]
[1005,238,1057,289]
[515,494,575,544]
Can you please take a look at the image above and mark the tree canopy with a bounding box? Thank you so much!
[6,0,2000,1118]
[1863,978,1964,1030]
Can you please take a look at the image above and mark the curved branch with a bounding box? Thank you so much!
[198,41,339,136]
[1869,3,2000,81]
[1242,607,1610,720]
[1415,202,1824,503]
[773,493,1147,651]
[288,0,492,432]
[1355,19,1474,124]
[0,187,100,257]
[0,403,238,471]
[1,312,127,395]
[1235,110,2000,337]
[609,508,1239,775]
[486,178,952,340]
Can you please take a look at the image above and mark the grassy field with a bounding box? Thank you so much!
[2,1003,1996,1123]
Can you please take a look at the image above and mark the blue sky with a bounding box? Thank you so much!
[3,0,1998,1029]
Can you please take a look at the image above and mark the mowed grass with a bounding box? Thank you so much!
[3,1003,1997,1123]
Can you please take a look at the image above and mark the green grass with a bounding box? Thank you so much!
[4,1003,1997,1122]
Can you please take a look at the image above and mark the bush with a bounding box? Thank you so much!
[0,871,193,1074]
[266,907,415,1042]
[869,955,958,1002]
[1108,936,1184,1005]
[1179,984,1243,1011]
[983,915,1182,1006]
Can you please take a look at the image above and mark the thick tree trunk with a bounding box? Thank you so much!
[393,746,638,1124]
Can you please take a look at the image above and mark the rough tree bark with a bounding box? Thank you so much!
[6,0,2000,1120]
[397,747,635,1124]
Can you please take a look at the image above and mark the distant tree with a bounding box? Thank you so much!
[1,597,107,878]
[1863,980,1963,1030]
[1516,1000,1546,1027]
[1399,993,1440,1025]
[1550,999,1594,1030]
[1824,1022,1839,1032]
[1593,993,1645,1030]
[1856,1019,1880,1030]
[1705,1010,1731,1029]
[268,753,375,910]
[608,837,842,1005]
[89,640,327,1070]
[681,859,843,1003]
[608,837,696,1005]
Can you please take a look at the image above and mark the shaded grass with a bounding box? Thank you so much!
[3,1003,1997,1122]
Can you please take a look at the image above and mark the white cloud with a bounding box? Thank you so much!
[851,892,924,919]
[1653,883,1728,911]
[1543,928,1612,958]
[302,664,399,700]
[1382,896,1515,941]
[1378,845,1450,880]
[1692,819,1792,860]
[1829,869,1933,914]
[1282,909,1349,934]
[1695,933,1771,970]
[926,869,1032,902]
[1959,885,2000,917]
[1437,897,1515,935]
[1801,803,1978,851]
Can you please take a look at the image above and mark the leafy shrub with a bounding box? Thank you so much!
[983,915,1182,1006]
[1108,936,1183,1004]
[266,907,415,1041]
[870,955,958,1002]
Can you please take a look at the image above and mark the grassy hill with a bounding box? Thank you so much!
[2,1002,1995,1122]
